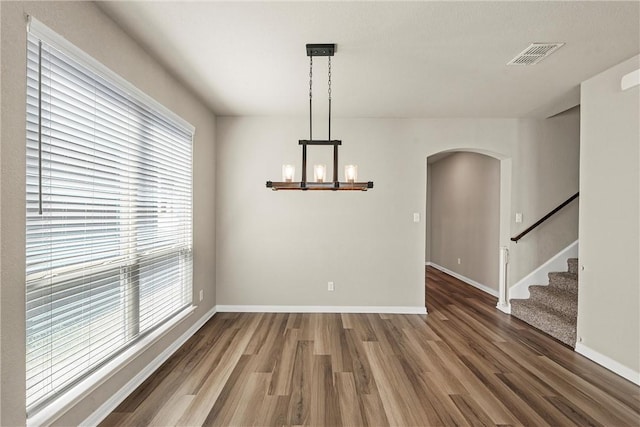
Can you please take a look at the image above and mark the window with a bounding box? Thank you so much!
[25,18,194,414]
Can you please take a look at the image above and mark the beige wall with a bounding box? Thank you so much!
[215,115,580,309]
[509,108,581,283]
[422,113,579,291]
[0,2,216,425]
[428,152,500,290]
[578,55,639,376]
[215,117,518,309]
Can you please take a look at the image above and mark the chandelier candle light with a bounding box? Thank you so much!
[282,164,295,182]
[266,44,374,191]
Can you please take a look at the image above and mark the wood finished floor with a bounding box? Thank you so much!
[100,266,640,426]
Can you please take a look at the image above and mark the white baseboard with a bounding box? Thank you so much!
[496,302,511,315]
[80,306,218,427]
[426,262,498,298]
[509,240,579,300]
[215,305,427,315]
[575,342,640,386]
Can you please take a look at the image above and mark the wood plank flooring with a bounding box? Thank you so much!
[100,266,640,426]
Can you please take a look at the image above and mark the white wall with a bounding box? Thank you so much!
[215,117,517,310]
[578,55,639,379]
[429,152,500,290]
[510,108,581,283]
[0,2,216,425]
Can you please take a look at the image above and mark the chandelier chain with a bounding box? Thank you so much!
[309,56,313,143]
[328,56,332,100]
[309,56,313,100]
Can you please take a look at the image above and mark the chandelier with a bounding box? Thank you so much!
[266,44,374,191]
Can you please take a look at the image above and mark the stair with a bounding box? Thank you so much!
[510,258,578,347]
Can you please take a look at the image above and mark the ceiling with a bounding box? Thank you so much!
[98,1,640,118]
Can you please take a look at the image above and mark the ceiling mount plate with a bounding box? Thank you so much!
[306,44,335,57]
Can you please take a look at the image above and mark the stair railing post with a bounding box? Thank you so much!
[497,246,511,314]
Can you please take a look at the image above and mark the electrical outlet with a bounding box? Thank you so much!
[328,281,335,291]
[457,258,461,265]
[199,289,204,302]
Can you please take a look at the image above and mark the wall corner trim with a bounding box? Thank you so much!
[80,306,218,427]
[575,342,640,386]
[426,262,498,298]
[215,305,427,315]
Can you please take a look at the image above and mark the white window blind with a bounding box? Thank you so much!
[25,20,193,414]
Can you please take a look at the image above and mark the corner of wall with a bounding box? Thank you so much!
[578,54,640,381]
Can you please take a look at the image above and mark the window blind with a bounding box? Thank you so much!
[25,22,193,414]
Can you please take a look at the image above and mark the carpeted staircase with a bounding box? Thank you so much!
[510,258,578,347]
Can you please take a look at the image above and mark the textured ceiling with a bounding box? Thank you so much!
[98,1,640,118]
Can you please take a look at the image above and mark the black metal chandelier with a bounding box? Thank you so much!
[266,44,374,191]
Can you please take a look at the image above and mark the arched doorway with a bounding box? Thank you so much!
[425,149,512,309]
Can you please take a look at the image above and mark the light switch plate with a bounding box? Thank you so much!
[515,213,523,223]
[413,213,420,223]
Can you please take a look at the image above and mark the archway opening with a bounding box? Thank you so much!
[425,150,511,309]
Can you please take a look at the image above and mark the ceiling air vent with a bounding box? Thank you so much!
[507,43,564,66]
